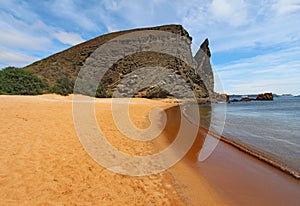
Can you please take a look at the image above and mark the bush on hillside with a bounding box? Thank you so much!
[0,67,48,95]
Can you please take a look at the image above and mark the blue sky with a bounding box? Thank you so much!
[0,0,300,95]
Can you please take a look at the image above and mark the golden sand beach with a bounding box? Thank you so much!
[0,95,226,205]
[1,94,300,205]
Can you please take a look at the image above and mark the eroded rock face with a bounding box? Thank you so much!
[24,25,214,99]
[194,38,214,94]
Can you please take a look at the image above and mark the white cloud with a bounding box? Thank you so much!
[102,0,121,11]
[0,0,39,24]
[228,77,300,94]
[0,47,39,67]
[209,0,248,27]
[49,0,100,31]
[100,0,179,31]
[272,0,300,15]
[0,26,51,51]
[53,31,84,45]
[0,7,86,67]
[179,0,300,54]
[0,0,299,94]
[28,20,85,46]
[0,12,52,51]
[215,46,300,94]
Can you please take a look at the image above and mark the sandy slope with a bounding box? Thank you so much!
[0,95,225,205]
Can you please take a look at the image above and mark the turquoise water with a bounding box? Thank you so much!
[187,97,300,174]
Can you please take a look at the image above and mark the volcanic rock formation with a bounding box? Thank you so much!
[24,25,214,99]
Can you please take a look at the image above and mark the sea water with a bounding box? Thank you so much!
[186,97,300,174]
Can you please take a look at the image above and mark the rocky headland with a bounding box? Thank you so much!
[23,25,215,99]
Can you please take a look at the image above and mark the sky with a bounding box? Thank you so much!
[0,0,300,95]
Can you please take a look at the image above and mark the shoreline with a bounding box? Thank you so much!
[219,134,300,179]
[181,103,300,180]
[152,105,230,205]
[197,136,300,206]
[175,103,300,205]
[159,105,298,205]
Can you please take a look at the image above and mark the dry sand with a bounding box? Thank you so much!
[0,94,226,205]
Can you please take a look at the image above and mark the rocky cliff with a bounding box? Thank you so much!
[24,25,214,99]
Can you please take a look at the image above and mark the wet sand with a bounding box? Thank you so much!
[162,106,300,206]
[0,95,225,205]
[199,139,300,206]
[155,106,229,205]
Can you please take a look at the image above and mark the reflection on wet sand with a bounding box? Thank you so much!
[159,105,300,206]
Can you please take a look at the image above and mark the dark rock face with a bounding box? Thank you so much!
[199,38,211,58]
[256,93,274,100]
[23,25,214,99]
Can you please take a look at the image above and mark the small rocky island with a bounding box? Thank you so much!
[229,93,274,103]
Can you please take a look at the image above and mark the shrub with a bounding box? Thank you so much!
[96,83,111,98]
[0,67,48,95]
[50,77,74,96]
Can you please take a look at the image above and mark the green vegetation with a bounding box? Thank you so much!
[0,67,48,95]
[96,83,112,98]
[50,77,74,96]
[0,66,111,97]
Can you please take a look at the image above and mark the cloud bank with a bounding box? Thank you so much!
[0,0,299,94]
